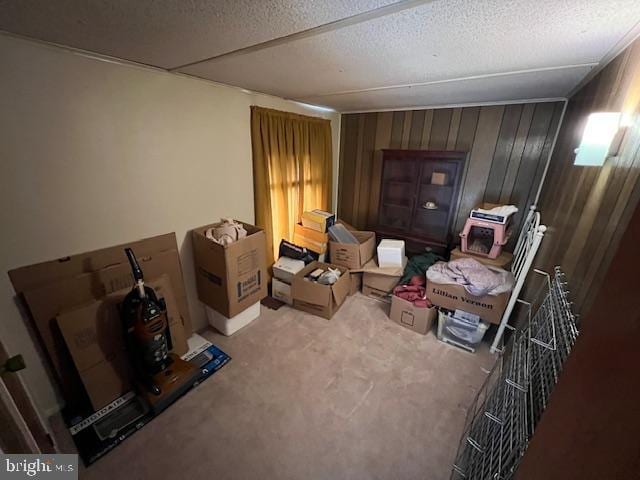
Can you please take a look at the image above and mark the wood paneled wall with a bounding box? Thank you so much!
[533,37,640,316]
[337,101,564,244]
[516,37,640,480]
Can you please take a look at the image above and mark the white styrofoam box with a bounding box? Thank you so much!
[377,239,406,268]
[205,301,260,336]
[272,256,306,284]
[272,278,292,305]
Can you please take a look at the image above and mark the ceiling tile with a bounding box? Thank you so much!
[299,66,592,111]
[2,0,639,111]
[0,0,399,68]
[179,0,640,106]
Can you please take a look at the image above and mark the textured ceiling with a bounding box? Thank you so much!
[1,0,640,111]
[0,0,398,68]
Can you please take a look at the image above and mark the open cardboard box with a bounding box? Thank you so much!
[291,261,350,319]
[425,279,510,325]
[329,230,376,270]
[389,295,437,335]
[192,220,267,318]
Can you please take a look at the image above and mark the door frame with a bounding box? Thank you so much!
[0,339,54,453]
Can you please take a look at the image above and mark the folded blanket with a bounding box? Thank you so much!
[427,258,514,296]
[475,204,518,219]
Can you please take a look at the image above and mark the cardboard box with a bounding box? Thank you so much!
[272,256,305,284]
[293,223,329,254]
[19,248,190,405]
[389,295,437,335]
[329,231,376,270]
[300,210,335,233]
[272,277,293,304]
[192,220,267,318]
[425,279,510,325]
[9,233,192,334]
[291,261,350,319]
[431,171,448,185]
[56,275,187,410]
[294,223,329,244]
[450,247,513,270]
[349,272,363,296]
[357,259,403,301]
[362,284,392,302]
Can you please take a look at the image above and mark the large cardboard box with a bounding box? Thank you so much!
[192,221,267,318]
[329,231,376,270]
[9,233,191,332]
[450,247,513,270]
[425,279,510,325]
[357,259,404,302]
[56,275,187,410]
[291,261,350,319]
[389,295,437,335]
[15,245,190,405]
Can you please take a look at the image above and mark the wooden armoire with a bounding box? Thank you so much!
[374,149,466,252]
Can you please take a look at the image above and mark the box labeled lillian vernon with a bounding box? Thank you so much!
[425,280,509,325]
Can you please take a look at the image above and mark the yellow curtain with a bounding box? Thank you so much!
[251,106,333,265]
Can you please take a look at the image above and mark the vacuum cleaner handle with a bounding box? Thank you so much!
[125,248,144,282]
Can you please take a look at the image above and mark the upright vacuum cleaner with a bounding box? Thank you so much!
[121,248,198,413]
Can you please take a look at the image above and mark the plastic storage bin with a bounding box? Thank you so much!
[437,310,490,352]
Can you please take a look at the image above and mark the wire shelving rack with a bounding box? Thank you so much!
[451,267,579,480]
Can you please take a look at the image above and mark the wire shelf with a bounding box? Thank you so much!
[450,267,578,480]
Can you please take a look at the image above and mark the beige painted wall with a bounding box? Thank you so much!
[0,34,340,417]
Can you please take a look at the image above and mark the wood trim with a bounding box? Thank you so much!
[0,341,53,453]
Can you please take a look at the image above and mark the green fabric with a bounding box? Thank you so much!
[400,252,444,285]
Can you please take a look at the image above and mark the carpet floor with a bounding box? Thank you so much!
[57,293,496,480]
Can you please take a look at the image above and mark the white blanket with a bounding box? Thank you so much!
[427,258,514,296]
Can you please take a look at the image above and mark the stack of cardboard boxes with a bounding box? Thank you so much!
[348,238,406,301]
[281,213,348,319]
[327,223,376,295]
[273,218,374,320]
[272,256,305,305]
[292,209,335,261]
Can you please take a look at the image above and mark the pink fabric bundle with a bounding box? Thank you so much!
[393,285,433,308]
